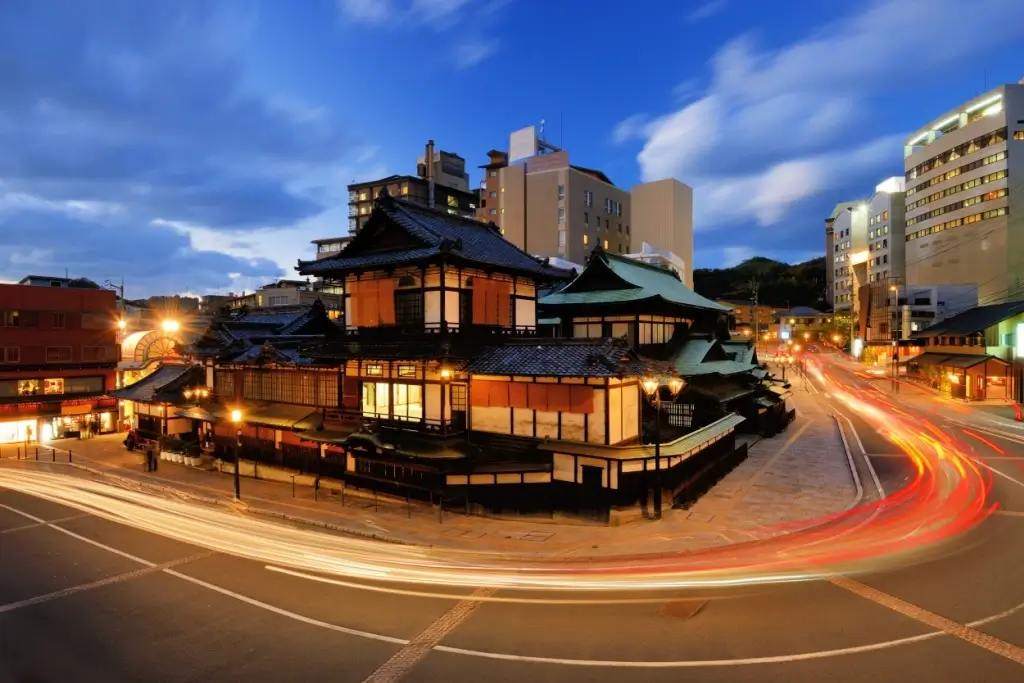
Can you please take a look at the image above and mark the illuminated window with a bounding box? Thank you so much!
[43,378,64,395]
[401,185,409,195]
[392,383,423,420]
[17,379,39,396]
[358,191,368,201]
[397,365,416,377]
[1015,131,1024,141]
[365,364,383,376]
[362,382,390,417]
[603,240,609,249]
[447,195,458,208]
[583,234,589,245]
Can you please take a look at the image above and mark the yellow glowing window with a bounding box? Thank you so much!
[583,234,589,245]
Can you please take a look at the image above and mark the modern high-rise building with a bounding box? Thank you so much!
[476,126,631,265]
[477,126,695,279]
[629,179,694,287]
[903,82,1024,304]
[864,177,907,288]
[828,200,868,311]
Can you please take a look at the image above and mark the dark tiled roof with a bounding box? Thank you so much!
[466,338,645,377]
[298,193,571,280]
[110,363,200,403]
[910,301,1024,338]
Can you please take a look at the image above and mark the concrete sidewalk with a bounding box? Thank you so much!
[0,401,860,557]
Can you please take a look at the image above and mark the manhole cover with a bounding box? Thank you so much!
[659,600,708,621]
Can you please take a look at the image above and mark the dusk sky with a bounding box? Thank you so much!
[1,0,1023,298]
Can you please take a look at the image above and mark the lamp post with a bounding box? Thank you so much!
[641,370,686,520]
[231,409,243,500]
[439,366,451,435]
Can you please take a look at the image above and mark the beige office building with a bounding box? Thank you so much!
[903,82,1024,304]
[630,179,694,286]
[478,127,631,265]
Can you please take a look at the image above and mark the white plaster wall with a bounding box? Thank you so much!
[561,412,585,441]
[425,291,441,324]
[535,410,558,439]
[608,387,622,444]
[513,408,533,436]
[425,383,441,422]
[515,298,537,327]
[445,291,460,325]
[622,383,639,441]
[473,406,511,433]
[589,388,606,444]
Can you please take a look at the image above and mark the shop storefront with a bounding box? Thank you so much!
[43,409,116,440]
[0,418,37,444]
[906,352,1009,401]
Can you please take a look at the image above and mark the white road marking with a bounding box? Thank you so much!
[834,411,885,499]
[0,552,212,614]
[830,575,1024,665]
[360,586,496,682]
[6,496,1024,669]
[994,510,1024,518]
[0,513,89,535]
[0,500,406,645]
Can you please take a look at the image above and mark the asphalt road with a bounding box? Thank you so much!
[2,353,1023,682]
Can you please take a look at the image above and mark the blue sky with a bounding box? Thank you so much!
[1,0,1023,297]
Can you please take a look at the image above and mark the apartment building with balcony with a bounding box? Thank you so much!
[903,82,1024,304]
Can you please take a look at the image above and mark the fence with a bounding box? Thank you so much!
[0,444,74,463]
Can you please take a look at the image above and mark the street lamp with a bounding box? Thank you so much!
[231,409,243,500]
[641,370,686,520]
[439,366,451,434]
[161,319,180,333]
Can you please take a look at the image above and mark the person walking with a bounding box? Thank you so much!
[145,447,154,472]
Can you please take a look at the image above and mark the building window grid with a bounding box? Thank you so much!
[907,128,1007,181]
[906,169,1007,211]
[906,150,1007,197]
[395,291,425,327]
[242,370,338,407]
[906,187,1007,226]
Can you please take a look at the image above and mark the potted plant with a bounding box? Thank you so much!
[185,443,202,467]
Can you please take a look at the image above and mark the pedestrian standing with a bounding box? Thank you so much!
[145,447,153,472]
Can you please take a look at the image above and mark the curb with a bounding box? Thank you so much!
[832,413,865,511]
[943,418,1024,444]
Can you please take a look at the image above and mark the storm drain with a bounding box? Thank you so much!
[658,599,708,621]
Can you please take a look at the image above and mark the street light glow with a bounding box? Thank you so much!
[231,409,242,423]
[117,319,126,330]
[161,319,180,333]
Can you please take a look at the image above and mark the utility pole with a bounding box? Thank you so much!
[749,279,760,351]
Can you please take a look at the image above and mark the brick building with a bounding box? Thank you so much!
[0,282,119,443]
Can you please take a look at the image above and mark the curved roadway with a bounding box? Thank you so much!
[1,348,1023,683]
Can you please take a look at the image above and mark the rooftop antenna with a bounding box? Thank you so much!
[539,118,546,142]
[560,108,563,149]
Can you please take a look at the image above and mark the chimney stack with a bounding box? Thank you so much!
[425,139,435,209]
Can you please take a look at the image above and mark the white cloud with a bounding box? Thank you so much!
[339,0,506,67]
[612,114,651,144]
[338,0,393,24]
[687,0,727,22]
[454,38,499,69]
[634,0,1024,231]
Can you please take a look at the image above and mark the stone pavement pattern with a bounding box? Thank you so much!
[0,392,858,558]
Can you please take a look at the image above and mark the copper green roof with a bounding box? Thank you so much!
[539,250,729,312]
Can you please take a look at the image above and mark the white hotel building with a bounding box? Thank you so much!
[903,81,1024,304]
